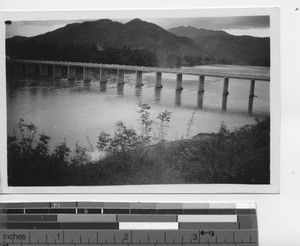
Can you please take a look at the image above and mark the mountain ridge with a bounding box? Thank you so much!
[167,25,270,66]
[6,19,270,67]
[168,26,231,38]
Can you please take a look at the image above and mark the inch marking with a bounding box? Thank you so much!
[0,202,258,245]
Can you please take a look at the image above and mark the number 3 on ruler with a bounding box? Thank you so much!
[193,233,198,241]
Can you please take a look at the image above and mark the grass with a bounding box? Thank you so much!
[7,103,270,186]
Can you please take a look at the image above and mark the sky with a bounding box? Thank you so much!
[5,16,270,38]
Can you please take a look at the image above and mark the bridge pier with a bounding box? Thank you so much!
[13,62,23,75]
[100,68,107,83]
[39,64,49,77]
[222,77,229,111]
[68,66,76,80]
[83,67,91,82]
[136,71,143,87]
[53,65,62,78]
[155,72,163,88]
[248,79,256,114]
[176,74,183,91]
[117,69,125,85]
[26,64,35,76]
[197,75,205,109]
[13,62,23,74]
[7,59,270,114]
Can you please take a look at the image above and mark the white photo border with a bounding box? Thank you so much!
[0,7,280,194]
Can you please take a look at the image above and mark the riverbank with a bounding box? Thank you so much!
[7,116,270,186]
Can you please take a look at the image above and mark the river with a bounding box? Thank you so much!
[6,65,270,153]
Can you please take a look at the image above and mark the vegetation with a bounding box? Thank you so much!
[6,39,222,68]
[7,103,270,186]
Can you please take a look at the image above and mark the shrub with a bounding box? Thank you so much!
[7,106,270,186]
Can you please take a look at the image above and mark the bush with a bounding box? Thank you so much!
[7,104,270,186]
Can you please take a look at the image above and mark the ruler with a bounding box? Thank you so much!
[0,202,258,245]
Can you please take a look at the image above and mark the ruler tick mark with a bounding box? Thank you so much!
[0,202,258,246]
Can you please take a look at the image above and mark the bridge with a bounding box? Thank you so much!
[6,58,270,114]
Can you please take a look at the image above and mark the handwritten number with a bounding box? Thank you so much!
[200,230,215,237]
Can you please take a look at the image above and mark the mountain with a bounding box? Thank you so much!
[168,26,230,38]
[6,19,270,66]
[168,26,270,66]
[30,18,209,57]
[7,35,29,42]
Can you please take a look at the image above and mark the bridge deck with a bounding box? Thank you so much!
[8,58,270,81]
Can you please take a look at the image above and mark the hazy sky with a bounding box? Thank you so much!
[6,16,270,38]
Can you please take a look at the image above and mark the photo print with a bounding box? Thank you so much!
[1,8,280,193]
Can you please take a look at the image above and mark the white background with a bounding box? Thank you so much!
[0,0,299,245]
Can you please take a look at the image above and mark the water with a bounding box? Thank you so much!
[7,65,270,151]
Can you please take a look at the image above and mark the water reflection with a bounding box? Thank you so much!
[154,88,161,101]
[117,84,124,96]
[197,92,204,109]
[100,82,107,92]
[7,66,270,152]
[29,87,39,96]
[175,90,182,106]
[68,79,76,89]
[83,81,91,91]
[135,87,142,98]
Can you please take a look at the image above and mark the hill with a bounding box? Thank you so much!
[168,25,230,38]
[6,19,270,67]
[168,26,270,66]
[31,18,208,57]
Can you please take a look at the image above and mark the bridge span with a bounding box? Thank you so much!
[7,58,270,114]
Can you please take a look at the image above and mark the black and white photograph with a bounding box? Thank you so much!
[2,8,280,192]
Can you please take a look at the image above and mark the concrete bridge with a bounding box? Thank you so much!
[7,58,270,114]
